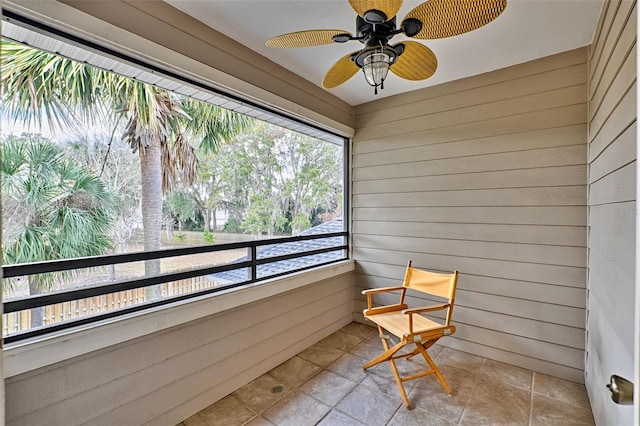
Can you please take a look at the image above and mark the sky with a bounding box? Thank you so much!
[1,116,111,144]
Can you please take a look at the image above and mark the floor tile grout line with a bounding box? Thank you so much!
[529,371,536,426]
[311,360,383,426]
[456,356,486,426]
[386,403,404,426]
[239,399,261,426]
[530,386,593,411]
[306,344,377,426]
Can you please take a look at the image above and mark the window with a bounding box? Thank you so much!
[1,14,348,343]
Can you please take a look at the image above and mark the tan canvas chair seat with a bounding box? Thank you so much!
[362,260,459,408]
[365,310,443,337]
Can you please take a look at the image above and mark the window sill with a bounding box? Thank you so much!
[3,260,354,378]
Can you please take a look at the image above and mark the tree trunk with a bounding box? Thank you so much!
[140,139,163,301]
[108,263,116,281]
[204,208,212,232]
[29,276,44,328]
[212,209,217,231]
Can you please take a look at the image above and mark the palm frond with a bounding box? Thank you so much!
[0,40,108,131]
[160,133,199,193]
[1,135,114,292]
[181,100,255,154]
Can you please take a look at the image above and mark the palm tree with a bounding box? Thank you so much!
[1,40,253,292]
[1,134,114,327]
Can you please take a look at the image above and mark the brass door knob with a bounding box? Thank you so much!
[607,375,634,405]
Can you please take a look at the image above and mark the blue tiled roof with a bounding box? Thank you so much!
[207,218,345,284]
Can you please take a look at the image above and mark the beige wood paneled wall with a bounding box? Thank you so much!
[352,48,589,382]
[4,272,353,425]
[585,1,636,424]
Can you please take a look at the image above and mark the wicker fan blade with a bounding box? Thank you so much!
[349,0,403,20]
[405,0,506,39]
[322,52,360,89]
[390,41,437,81]
[266,30,352,48]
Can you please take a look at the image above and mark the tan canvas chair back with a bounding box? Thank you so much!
[403,266,457,299]
[401,261,458,325]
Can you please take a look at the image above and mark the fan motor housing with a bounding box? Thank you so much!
[356,16,397,41]
[362,9,387,24]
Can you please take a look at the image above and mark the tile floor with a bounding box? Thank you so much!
[179,322,595,426]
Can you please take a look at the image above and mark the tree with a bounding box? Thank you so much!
[213,122,342,236]
[66,136,142,254]
[164,190,198,232]
[277,127,342,233]
[191,155,226,232]
[1,40,252,297]
[1,134,114,327]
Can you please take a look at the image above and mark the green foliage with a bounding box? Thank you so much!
[211,122,342,236]
[202,229,215,244]
[182,101,254,155]
[183,214,205,231]
[290,213,312,234]
[174,233,187,242]
[65,136,142,251]
[164,190,198,225]
[1,133,115,292]
[222,218,244,234]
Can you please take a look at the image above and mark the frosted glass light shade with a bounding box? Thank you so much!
[362,52,391,87]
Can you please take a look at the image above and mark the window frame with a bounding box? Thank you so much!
[1,11,351,345]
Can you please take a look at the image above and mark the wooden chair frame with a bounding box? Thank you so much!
[361,260,459,407]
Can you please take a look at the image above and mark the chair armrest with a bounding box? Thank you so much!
[403,304,450,334]
[402,304,450,315]
[364,303,408,317]
[362,286,406,312]
[361,286,405,295]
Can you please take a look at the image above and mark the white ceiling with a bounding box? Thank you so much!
[165,0,604,106]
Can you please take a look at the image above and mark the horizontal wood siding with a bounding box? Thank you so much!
[352,48,589,382]
[585,1,637,425]
[4,273,353,425]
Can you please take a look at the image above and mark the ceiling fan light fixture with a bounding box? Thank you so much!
[266,0,508,94]
[362,50,392,94]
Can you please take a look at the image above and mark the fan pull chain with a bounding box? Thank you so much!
[374,77,385,95]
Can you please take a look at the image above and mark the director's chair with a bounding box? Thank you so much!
[361,260,459,407]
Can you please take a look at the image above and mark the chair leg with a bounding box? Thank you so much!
[389,356,411,407]
[362,326,404,370]
[415,342,452,394]
[365,326,411,407]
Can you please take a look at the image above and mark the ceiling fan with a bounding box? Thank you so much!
[266,0,507,94]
